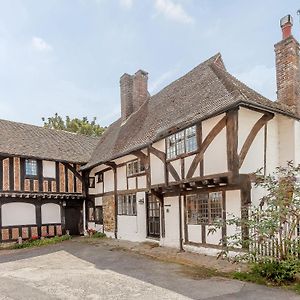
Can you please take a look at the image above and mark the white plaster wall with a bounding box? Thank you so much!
[278,116,295,167]
[206,227,222,245]
[94,182,103,194]
[294,121,300,165]
[160,196,180,248]
[95,197,103,206]
[43,161,56,178]
[225,190,241,239]
[169,159,181,182]
[251,184,267,207]
[104,170,114,193]
[41,203,61,224]
[117,166,127,191]
[266,117,279,175]
[239,108,265,174]
[202,114,225,139]
[113,154,137,165]
[188,225,202,243]
[2,202,36,226]
[203,128,227,175]
[117,192,147,242]
[202,114,227,175]
[184,155,198,179]
[150,140,165,185]
[137,176,147,189]
[128,177,136,190]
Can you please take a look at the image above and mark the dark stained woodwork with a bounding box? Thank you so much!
[104,162,117,169]
[62,162,83,182]
[264,124,267,177]
[131,150,149,168]
[56,162,60,193]
[9,157,14,191]
[149,145,181,185]
[0,159,3,191]
[167,163,181,182]
[196,123,204,177]
[238,113,274,169]
[37,160,43,192]
[226,109,239,183]
[187,115,227,179]
[149,145,165,161]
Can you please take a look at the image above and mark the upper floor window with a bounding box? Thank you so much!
[25,159,37,176]
[166,125,197,159]
[127,159,145,176]
[95,172,103,183]
[187,191,223,225]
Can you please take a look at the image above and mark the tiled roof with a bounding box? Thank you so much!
[0,119,99,164]
[83,53,298,169]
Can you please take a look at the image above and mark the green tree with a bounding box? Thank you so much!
[209,161,300,262]
[42,113,105,137]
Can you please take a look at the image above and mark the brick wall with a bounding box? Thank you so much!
[103,195,115,233]
[275,36,300,113]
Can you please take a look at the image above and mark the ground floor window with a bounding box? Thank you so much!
[118,194,137,216]
[187,192,223,225]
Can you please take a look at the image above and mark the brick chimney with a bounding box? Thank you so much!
[120,70,149,122]
[275,15,300,113]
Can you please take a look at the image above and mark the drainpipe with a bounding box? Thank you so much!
[83,199,87,235]
[179,194,184,251]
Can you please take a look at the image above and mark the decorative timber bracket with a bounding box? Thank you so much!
[187,115,227,179]
[62,162,82,182]
[238,113,274,169]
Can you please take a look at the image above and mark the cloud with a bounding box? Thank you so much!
[119,0,133,9]
[235,65,276,100]
[31,37,52,52]
[154,0,194,24]
[149,68,178,93]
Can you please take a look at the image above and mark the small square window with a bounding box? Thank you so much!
[25,159,37,176]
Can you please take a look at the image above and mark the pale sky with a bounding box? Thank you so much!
[0,0,299,127]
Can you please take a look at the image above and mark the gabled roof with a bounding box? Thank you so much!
[0,119,99,164]
[83,53,298,170]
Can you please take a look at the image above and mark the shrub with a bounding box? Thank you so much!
[251,259,300,285]
[13,235,71,249]
[91,232,106,238]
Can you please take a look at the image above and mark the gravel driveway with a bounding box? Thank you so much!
[0,240,299,300]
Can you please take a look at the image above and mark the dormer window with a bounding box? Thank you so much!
[25,159,37,176]
[166,125,197,159]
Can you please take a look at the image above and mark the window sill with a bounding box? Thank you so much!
[166,150,198,162]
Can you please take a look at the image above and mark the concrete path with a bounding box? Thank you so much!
[0,240,299,299]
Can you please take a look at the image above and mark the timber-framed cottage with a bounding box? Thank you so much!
[82,15,300,254]
[0,120,98,242]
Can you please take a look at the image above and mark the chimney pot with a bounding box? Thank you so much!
[280,15,293,39]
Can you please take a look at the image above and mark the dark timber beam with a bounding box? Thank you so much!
[187,115,227,179]
[226,109,239,183]
[131,150,149,167]
[149,145,180,184]
[238,113,274,169]
[104,162,117,169]
[62,162,82,182]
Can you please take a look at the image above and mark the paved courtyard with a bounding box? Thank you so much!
[0,240,299,300]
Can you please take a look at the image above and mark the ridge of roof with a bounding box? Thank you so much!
[83,53,299,170]
[0,118,99,163]
[0,117,100,140]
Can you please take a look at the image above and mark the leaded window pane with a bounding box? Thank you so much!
[25,159,37,176]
